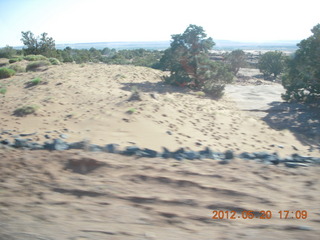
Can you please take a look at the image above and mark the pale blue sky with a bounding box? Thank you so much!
[0,0,319,47]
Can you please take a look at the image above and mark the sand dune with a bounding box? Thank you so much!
[0,63,319,239]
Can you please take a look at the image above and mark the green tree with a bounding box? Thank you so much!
[21,31,56,57]
[226,49,246,75]
[258,51,285,78]
[160,24,233,96]
[0,45,17,58]
[282,24,320,103]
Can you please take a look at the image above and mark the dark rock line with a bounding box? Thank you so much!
[1,138,319,168]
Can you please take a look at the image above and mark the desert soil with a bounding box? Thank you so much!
[0,62,319,239]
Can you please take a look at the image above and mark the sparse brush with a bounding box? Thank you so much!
[13,105,39,116]
[0,87,7,95]
[48,58,60,65]
[8,64,25,73]
[0,67,15,79]
[9,57,23,63]
[29,77,42,86]
[126,108,136,114]
[24,55,48,61]
[26,61,51,71]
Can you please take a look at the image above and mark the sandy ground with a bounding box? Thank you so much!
[0,63,319,239]
[0,149,319,240]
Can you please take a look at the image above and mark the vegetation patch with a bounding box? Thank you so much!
[24,54,48,61]
[0,87,7,95]
[0,67,16,79]
[13,105,39,117]
[8,64,25,73]
[49,57,60,65]
[26,61,51,71]
[9,57,23,63]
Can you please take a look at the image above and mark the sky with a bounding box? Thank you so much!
[0,0,319,47]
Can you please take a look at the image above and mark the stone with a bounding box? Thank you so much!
[122,146,140,155]
[1,139,11,145]
[219,160,231,164]
[14,138,29,148]
[60,134,68,139]
[138,148,158,158]
[44,134,51,139]
[88,144,103,152]
[29,142,44,150]
[45,139,69,151]
[161,147,172,159]
[285,162,310,168]
[69,141,86,149]
[239,152,256,159]
[184,151,199,160]
[19,132,36,137]
[224,150,234,160]
[104,144,119,153]
[199,147,213,158]
[253,152,270,159]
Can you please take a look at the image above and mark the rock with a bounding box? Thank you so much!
[104,144,119,153]
[199,147,213,158]
[44,134,51,139]
[29,142,44,150]
[224,150,234,160]
[60,134,68,139]
[69,141,86,149]
[138,148,158,158]
[239,152,256,160]
[122,146,140,155]
[253,151,270,159]
[14,138,29,148]
[1,139,11,145]
[161,147,172,159]
[166,131,172,135]
[19,132,37,137]
[285,162,310,168]
[88,144,103,152]
[184,150,199,160]
[44,139,69,151]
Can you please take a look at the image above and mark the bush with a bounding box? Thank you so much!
[9,57,23,63]
[226,49,247,75]
[26,61,51,71]
[24,54,48,61]
[28,77,42,86]
[48,57,60,65]
[0,45,16,59]
[0,87,7,95]
[8,64,25,73]
[13,105,39,116]
[258,51,285,78]
[159,24,233,98]
[0,67,16,79]
[282,24,320,103]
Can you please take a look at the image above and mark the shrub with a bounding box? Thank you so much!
[282,24,320,103]
[226,49,247,75]
[49,57,60,65]
[26,61,51,71]
[28,77,42,86]
[0,67,16,79]
[8,64,25,73]
[9,57,23,63]
[24,54,48,61]
[0,87,7,95]
[0,45,16,58]
[13,105,39,116]
[160,24,233,98]
[258,51,285,78]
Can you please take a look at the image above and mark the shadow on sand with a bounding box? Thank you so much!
[261,101,320,148]
[120,81,191,95]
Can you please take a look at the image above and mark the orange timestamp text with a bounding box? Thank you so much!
[212,210,308,220]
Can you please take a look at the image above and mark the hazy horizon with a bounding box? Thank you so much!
[1,0,319,48]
